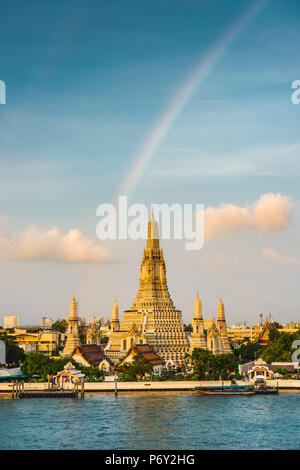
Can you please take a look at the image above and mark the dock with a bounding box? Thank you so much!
[20,390,77,398]
[0,380,85,399]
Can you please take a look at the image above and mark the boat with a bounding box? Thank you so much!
[195,385,255,396]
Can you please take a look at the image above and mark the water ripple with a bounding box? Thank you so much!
[0,393,299,449]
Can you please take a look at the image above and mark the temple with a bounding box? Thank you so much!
[105,212,232,366]
[62,294,81,356]
[105,211,190,367]
[189,294,231,354]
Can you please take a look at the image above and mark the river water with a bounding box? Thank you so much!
[0,392,299,449]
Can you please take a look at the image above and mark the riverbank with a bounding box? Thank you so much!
[1,379,300,395]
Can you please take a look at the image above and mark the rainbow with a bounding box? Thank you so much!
[119,0,274,201]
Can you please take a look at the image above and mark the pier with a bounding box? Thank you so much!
[0,379,85,399]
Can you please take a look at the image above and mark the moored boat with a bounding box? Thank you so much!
[195,385,255,396]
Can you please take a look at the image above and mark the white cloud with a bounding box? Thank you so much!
[0,225,109,263]
[203,193,292,242]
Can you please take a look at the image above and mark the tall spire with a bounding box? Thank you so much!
[194,291,203,319]
[112,298,120,331]
[147,209,159,252]
[132,210,174,312]
[69,294,78,320]
[216,297,231,353]
[217,297,225,321]
[62,294,81,356]
[189,291,206,352]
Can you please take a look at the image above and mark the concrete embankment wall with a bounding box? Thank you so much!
[1,379,300,394]
[0,380,229,393]
[84,380,231,392]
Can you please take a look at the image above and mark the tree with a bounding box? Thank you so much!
[257,330,300,363]
[118,354,153,381]
[21,352,53,379]
[21,352,103,381]
[52,319,67,333]
[190,348,238,380]
[232,341,261,363]
[0,332,25,366]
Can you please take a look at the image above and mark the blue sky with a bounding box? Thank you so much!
[0,0,299,324]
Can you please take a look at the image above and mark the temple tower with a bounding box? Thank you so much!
[105,211,190,366]
[189,292,207,353]
[217,297,231,353]
[207,319,222,354]
[111,298,120,332]
[63,294,81,355]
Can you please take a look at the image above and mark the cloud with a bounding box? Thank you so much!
[203,193,292,241]
[0,225,109,263]
[262,248,296,265]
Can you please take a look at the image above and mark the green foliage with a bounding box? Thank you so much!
[232,341,261,363]
[79,334,86,344]
[0,332,25,366]
[157,367,185,381]
[257,330,300,363]
[52,319,67,333]
[274,367,289,376]
[20,352,104,381]
[189,348,238,380]
[268,328,280,342]
[118,353,153,381]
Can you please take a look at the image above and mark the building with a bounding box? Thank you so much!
[247,358,274,380]
[37,330,61,355]
[105,212,232,367]
[62,295,81,356]
[118,344,165,376]
[105,212,190,367]
[256,320,278,346]
[240,359,299,378]
[227,325,253,344]
[41,317,53,328]
[189,292,206,351]
[54,362,85,386]
[11,333,38,353]
[86,316,103,345]
[71,344,113,374]
[189,294,230,354]
[3,315,19,329]
[269,362,299,374]
[9,329,62,355]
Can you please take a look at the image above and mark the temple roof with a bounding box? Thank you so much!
[256,320,277,345]
[72,344,113,366]
[119,343,164,366]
